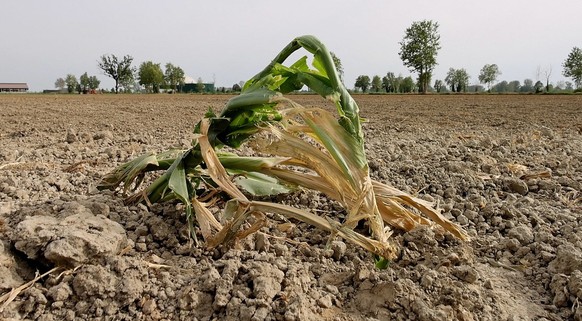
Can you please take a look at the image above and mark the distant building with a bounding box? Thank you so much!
[0,83,29,92]
[182,82,215,93]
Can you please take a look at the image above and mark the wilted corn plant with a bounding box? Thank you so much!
[99,35,468,266]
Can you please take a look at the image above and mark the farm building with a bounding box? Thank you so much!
[0,83,29,93]
[182,82,215,93]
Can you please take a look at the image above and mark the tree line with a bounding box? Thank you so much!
[54,22,582,94]
[55,54,247,94]
[55,55,191,94]
[350,20,582,94]
[54,73,100,94]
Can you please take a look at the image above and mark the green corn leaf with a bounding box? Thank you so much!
[374,255,391,270]
[230,170,292,196]
[167,155,190,206]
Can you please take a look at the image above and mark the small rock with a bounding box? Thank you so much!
[548,244,582,275]
[330,240,347,261]
[569,270,582,299]
[550,274,569,307]
[255,233,269,252]
[248,262,284,301]
[142,299,156,315]
[94,130,114,141]
[507,224,534,245]
[317,294,333,308]
[47,283,73,301]
[443,187,457,199]
[503,238,521,252]
[272,244,288,257]
[456,214,469,225]
[135,243,147,252]
[452,266,478,283]
[66,129,78,143]
[135,225,149,237]
[504,178,528,195]
[464,210,478,221]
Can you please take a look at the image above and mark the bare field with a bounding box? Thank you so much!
[1,94,582,320]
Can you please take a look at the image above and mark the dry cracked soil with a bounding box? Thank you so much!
[0,93,581,321]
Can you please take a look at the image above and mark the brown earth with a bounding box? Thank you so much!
[1,93,581,321]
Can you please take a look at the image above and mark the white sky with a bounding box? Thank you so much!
[2,0,581,91]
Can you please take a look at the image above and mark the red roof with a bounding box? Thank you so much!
[0,83,29,89]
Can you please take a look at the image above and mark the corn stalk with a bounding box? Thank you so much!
[99,35,468,264]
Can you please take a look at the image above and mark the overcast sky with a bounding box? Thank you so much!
[2,0,581,91]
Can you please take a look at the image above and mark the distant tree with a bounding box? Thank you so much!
[196,77,205,93]
[493,80,509,93]
[478,64,501,92]
[467,84,485,93]
[354,75,371,92]
[97,54,135,93]
[164,63,185,92]
[543,65,552,92]
[232,83,242,92]
[433,79,444,93]
[521,79,534,92]
[445,68,470,92]
[54,78,65,90]
[565,81,574,91]
[138,61,164,93]
[88,76,100,90]
[398,20,441,94]
[79,72,90,93]
[563,47,582,89]
[65,74,79,93]
[382,72,400,93]
[444,68,456,92]
[534,80,544,93]
[401,76,416,93]
[507,80,521,92]
[371,75,382,92]
[330,52,344,83]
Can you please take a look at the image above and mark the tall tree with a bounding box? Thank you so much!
[65,74,79,94]
[382,72,399,93]
[97,54,135,93]
[398,20,441,94]
[54,78,65,90]
[371,75,382,92]
[534,81,544,93]
[79,72,90,93]
[433,79,444,93]
[543,65,552,92]
[88,76,100,90]
[330,52,344,83]
[445,68,470,92]
[507,80,521,92]
[563,47,582,89]
[521,79,534,92]
[164,63,185,92]
[138,61,164,93]
[400,76,416,93]
[478,64,501,92]
[493,81,509,93]
[354,75,370,92]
